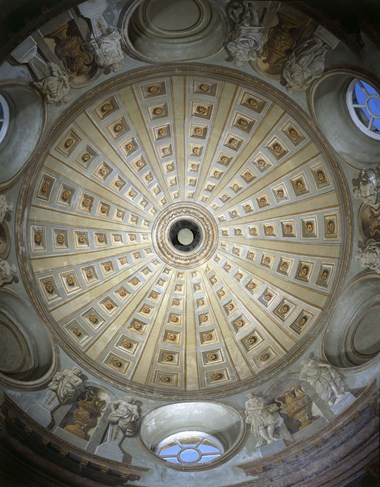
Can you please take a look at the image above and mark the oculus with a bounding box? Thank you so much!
[0,94,10,144]
[347,78,380,140]
[156,431,223,466]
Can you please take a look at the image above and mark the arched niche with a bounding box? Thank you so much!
[123,0,228,62]
[309,69,380,168]
[140,401,244,469]
[0,220,10,259]
[0,290,56,388]
[0,82,46,186]
[322,272,380,367]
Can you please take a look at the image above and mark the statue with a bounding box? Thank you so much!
[352,166,380,211]
[48,367,84,405]
[90,28,124,74]
[0,259,16,287]
[0,194,13,224]
[299,357,346,407]
[108,397,141,445]
[356,239,380,274]
[226,0,264,66]
[244,393,284,447]
[282,36,329,93]
[34,63,70,104]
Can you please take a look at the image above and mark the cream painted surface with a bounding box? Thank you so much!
[86,264,163,360]
[22,72,347,395]
[51,258,155,322]
[131,271,177,384]
[194,81,237,201]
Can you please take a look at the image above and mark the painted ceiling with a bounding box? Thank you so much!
[20,65,350,398]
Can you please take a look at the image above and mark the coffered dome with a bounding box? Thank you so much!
[19,65,350,398]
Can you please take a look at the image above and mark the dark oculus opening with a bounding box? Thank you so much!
[169,219,202,252]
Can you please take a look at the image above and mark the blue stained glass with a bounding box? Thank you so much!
[156,431,224,466]
[198,444,220,454]
[354,82,367,105]
[373,118,380,131]
[160,444,181,455]
[356,105,372,124]
[353,79,380,134]
[368,97,380,117]
[180,448,199,463]
[361,80,378,96]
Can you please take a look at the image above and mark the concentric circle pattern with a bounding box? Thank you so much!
[22,66,349,397]
[152,202,218,268]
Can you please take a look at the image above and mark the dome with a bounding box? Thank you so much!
[0,1,379,486]
[20,65,350,398]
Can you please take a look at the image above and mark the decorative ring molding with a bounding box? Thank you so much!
[152,203,218,269]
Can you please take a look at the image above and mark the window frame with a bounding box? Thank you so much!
[0,94,10,144]
[155,430,224,466]
[346,78,380,140]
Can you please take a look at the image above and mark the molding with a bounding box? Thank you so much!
[2,394,148,485]
[236,380,379,486]
[16,63,352,400]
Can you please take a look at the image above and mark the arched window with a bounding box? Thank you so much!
[0,94,10,144]
[346,79,380,140]
[156,431,224,466]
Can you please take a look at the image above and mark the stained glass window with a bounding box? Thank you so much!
[156,431,224,466]
[346,79,380,140]
[0,95,9,144]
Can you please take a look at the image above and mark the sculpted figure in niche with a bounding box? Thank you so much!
[0,259,16,287]
[48,367,84,405]
[0,195,13,224]
[245,393,284,447]
[34,63,70,104]
[299,357,346,407]
[90,28,124,74]
[356,239,380,274]
[108,397,141,445]
[226,0,264,66]
[282,36,329,93]
[352,166,380,211]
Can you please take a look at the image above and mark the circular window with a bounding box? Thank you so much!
[156,431,223,465]
[140,402,244,469]
[347,79,380,140]
[0,94,10,144]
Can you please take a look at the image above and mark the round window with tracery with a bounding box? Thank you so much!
[156,431,224,466]
[346,78,380,140]
[0,94,10,144]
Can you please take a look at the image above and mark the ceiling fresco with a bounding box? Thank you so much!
[19,65,351,398]
[0,0,379,484]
